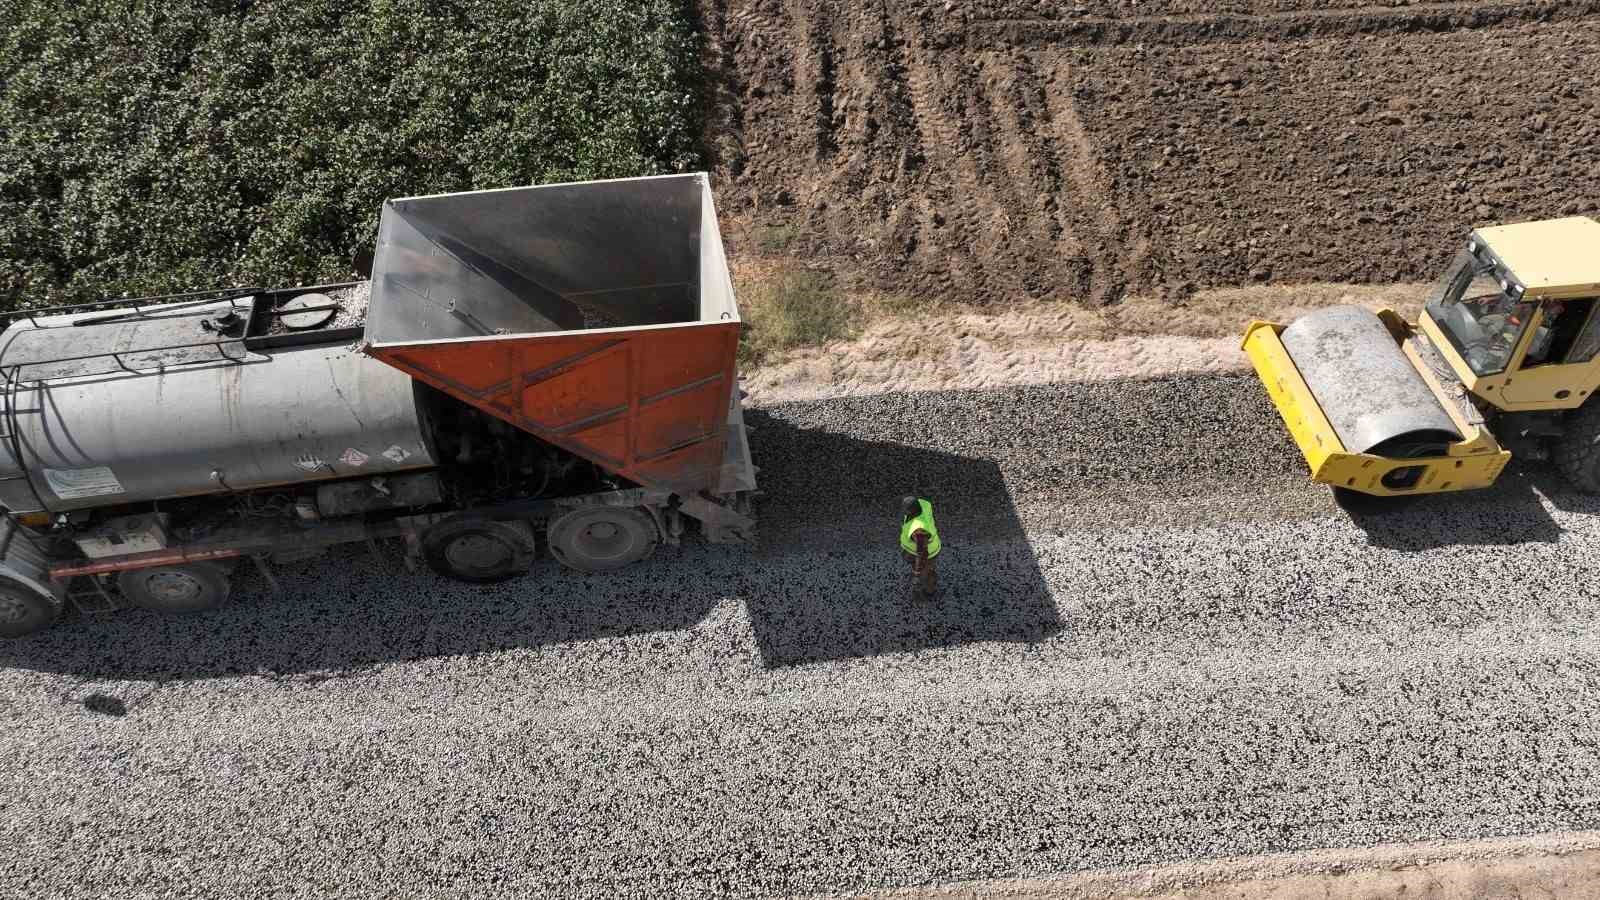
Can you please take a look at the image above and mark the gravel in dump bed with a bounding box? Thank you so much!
[0,376,1597,898]
[325,281,370,330]
[263,281,371,336]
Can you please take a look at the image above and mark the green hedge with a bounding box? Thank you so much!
[0,0,701,306]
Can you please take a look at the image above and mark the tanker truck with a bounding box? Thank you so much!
[0,174,757,637]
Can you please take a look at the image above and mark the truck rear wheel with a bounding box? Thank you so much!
[1555,402,1600,493]
[421,519,537,583]
[547,506,658,572]
[117,563,231,613]
[0,577,61,638]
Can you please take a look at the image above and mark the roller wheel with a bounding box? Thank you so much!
[547,506,658,573]
[1555,401,1600,493]
[422,518,537,583]
[117,562,231,613]
[1332,487,1421,516]
[0,577,61,638]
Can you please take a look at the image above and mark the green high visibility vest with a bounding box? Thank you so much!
[900,498,941,557]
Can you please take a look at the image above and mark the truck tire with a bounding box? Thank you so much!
[0,576,61,638]
[116,562,231,613]
[1555,402,1600,492]
[421,518,537,583]
[547,506,658,572]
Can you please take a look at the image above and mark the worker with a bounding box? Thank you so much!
[899,495,941,598]
[1525,302,1566,365]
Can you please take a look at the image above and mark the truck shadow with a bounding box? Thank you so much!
[0,551,728,682]
[737,408,1060,667]
[1347,463,1563,551]
[0,408,1058,679]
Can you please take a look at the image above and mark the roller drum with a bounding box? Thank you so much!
[1278,305,1461,455]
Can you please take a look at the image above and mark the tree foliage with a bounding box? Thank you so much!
[0,0,701,306]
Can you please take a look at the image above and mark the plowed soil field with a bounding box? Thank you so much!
[702,1,1600,304]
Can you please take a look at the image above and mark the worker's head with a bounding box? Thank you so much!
[901,496,921,518]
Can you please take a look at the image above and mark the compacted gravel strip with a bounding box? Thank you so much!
[2,376,1598,898]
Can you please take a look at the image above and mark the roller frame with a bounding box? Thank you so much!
[1242,311,1511,496]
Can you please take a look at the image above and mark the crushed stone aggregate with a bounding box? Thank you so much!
[2,375,1598,898]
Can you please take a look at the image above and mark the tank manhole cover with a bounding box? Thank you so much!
[280,293,338,330]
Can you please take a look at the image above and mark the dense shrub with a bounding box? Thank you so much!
[0,0,701,306]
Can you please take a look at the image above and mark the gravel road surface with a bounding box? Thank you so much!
[3,375,1599,898]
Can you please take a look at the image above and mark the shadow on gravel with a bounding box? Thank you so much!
[1348,464,1562,552]
[0,546,726,681]
[740,408,1060,667]
[0,407,1057,679]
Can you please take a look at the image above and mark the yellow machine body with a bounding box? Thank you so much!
[1243,216,1600,497]
[1419,217,1600,413]
[1243,315,1509,496]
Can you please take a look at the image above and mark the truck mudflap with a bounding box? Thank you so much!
[362,173,755,534]
[1242,316,1511,496]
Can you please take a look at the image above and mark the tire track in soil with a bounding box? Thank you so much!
[1037,54,1157,305]
[967,50,1066,301]
[964,0,1600,48]
[897,32,996,301]
[780,0,836,164]
[870,4,927,277]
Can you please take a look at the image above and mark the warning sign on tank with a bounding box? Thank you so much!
[382,445,412,464]
[339,448,369,467]
[43,466,125,500]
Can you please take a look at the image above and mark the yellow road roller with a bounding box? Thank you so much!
[1244,216,1600,500]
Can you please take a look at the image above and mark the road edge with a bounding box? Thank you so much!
[821,830,1600,899]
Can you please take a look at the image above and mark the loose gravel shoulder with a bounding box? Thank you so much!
[2,376,1599,898]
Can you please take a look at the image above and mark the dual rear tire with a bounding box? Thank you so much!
[421,506,659,582]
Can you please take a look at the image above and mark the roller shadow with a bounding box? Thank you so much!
[0,407,1058,679]
[738,408,1060,667]
[1347,462,1562,551]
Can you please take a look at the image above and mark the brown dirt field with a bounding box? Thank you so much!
[701,1,1600,306]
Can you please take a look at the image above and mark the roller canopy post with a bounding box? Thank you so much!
[362,174,748,497]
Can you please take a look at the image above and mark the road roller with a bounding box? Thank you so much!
[1245,216,1600,503]
[0,173,757,637]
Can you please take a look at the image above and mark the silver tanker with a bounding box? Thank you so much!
[0,298,437,513]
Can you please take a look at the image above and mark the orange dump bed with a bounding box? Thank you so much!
[362,174,754,506]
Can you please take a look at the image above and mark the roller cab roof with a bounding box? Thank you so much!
[1473,216,1600,299]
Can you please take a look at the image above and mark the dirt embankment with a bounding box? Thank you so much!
[851,831,1600,900]
[740,281,1423,403]
[702,1,1600,306]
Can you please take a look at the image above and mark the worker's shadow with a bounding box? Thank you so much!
[1347,462,1563,551]
[736,407,1060,667]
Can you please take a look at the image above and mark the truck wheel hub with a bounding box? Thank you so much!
[576,522,629,559]
[0,595,27,624]
[445,535,510,571]
[146,572,203,603]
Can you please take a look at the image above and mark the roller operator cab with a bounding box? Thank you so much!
[1244,216,1600,502]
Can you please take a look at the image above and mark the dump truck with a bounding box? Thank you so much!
[0,173,756,637]
[1244,216,1600,503]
